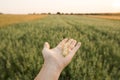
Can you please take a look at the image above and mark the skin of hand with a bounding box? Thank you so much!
[34,38,81,80]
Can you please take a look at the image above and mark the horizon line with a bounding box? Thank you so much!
[1,12,120,15]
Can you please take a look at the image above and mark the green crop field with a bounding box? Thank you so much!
[0,15,120,80]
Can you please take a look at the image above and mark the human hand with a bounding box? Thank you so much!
[42,38,81,70]
[34,38,81,80]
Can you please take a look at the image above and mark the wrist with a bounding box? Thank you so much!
[43,62,63,74]
[44,60,64,72]
[35,62,63,80]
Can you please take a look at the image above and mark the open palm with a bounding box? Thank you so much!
[42,38,81,69]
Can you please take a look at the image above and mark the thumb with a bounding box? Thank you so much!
[44,42,50,49]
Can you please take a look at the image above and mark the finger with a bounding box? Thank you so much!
[72,42,81,54]
[62,39,74,57]
[69,40,77,50]
[66,42,81,59]
[57,38,68,48]
[44,42,50,49]
[66,39,74,46]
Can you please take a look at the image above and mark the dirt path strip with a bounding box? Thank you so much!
[0,14,47,27]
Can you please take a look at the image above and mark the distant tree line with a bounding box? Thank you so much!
[0,11,120,15]
[27,12,120,15]
[56,12,119,15]
[56,12,120,15]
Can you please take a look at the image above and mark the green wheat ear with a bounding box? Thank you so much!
[62,43,69,57]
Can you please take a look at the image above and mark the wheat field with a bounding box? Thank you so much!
[0,15,120,80]
[0,14,46,27]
